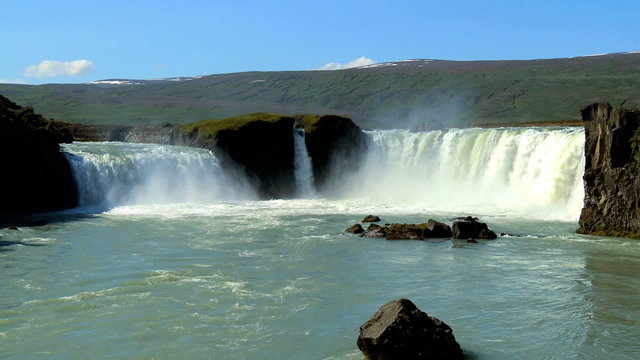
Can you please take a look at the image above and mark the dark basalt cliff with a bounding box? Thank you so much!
[298,114,368,192]
[184,116,298,199]
[578,103,640,238]
[176,113,368,198]
[0,95,78,217]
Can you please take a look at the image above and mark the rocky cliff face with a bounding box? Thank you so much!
[176,114,368,199]
[298,115,368,192]
[209,117,298,199]
[0,95,78,217]
[578,103,640,238]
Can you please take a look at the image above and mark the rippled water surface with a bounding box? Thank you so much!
[2,201,639,359]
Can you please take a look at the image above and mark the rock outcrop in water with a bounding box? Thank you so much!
[347,218,463,240]
[578,103,640,238]
[452,216,497,240]
[357,298,464,360]
[0,95,78,217]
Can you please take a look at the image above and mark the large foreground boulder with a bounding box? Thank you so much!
[577,103,640,238]
[357,299,463,360]
[0,95,78,217]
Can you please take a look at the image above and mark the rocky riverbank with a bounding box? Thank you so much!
[0,95,78,218]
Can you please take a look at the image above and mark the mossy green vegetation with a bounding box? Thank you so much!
[178,112,287,140]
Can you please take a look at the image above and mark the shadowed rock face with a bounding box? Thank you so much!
[0,95,78,216]
[357,299,463,360]
[578,103,640,238]
[214,117,297,199]
[301,115,368,192]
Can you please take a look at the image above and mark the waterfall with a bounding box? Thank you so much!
[293,129,316,198]
[333,127,585,220]
[62,142,257,208]
[61,127,585,221]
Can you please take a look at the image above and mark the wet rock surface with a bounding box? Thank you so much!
[577,103,640,238]
[347,215,495,241]
[357,298,464,360]
[452,216,497,240]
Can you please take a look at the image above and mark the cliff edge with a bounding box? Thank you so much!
[0,95,78,217]
[175,113,368,199]
[578,103,640,238]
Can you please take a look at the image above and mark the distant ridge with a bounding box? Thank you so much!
[2,52,640,128]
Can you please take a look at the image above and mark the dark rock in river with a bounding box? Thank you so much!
[452,217,497,239]
[357,298,464,360]
[577,103,640,238]
[346,224,365,234]
[363,215,381,223]
[426,219,452,238]
[385,223,428,240]
[0,95,78,216]
[361,224,388,238]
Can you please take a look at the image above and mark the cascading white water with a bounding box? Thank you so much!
[62,142,257,209]
[61,127,585,220]
[293,129,316,198]
[334,127,585,220]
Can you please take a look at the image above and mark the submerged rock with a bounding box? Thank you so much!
[452,217,497,240]
[577,103,640,238]
[357,299,464,360]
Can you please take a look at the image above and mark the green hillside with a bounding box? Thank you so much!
[1,53,640,129]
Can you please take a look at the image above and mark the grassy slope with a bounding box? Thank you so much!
[1,54,639,128]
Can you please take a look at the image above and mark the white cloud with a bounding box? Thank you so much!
[318,56,376,70]
[0,78,26,84]
[23,59,94,78]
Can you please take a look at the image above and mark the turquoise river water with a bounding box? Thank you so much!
[1,127,639,359]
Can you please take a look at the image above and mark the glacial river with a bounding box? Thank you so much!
[1,128,638,359]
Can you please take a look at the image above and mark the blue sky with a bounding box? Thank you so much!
[3,0,640,84]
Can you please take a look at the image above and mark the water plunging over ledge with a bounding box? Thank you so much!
[293,128,316,198]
